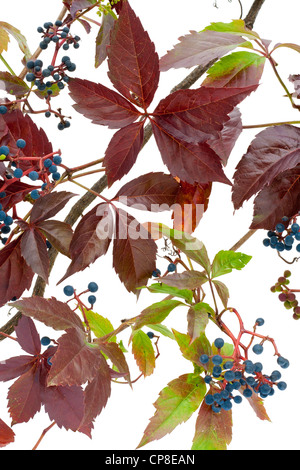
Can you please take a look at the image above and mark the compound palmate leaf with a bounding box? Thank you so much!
[0,419,15,448]
[137,374,206,448]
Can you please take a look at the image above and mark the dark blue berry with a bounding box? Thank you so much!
[28,171,39,181]
[88,295,96,305]
[167,263,176,272]
[88,281,98,293]
[256,318,264,326]
[214,338,224,349]
[41,336,51,346]
[147,331,154,339]
[63,285,74,296]
[200,354,209,364]
[16,139,26,149]
[253,344,263,355]
[0,105,7,114]
[13,168,23,179]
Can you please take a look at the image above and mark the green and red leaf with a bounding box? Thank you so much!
[137,374,206,448]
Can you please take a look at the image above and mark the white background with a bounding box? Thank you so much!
[0,0,300,451]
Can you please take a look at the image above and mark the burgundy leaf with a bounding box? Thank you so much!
[15,316,41,356]
[113,172,180,211]
[152,86,256,144]
[107,0,159,109]
[110,0,123,14]
[0,419,15,448]
[47,328,103,387]
[42,383,85,432]
[173,181,212,233]
[151,118,231,186]
[70,0,96,17]
[30,191,76,224]
[20,228,49,282]
[0,355,35,382]
[0,237,34,308]
[0,108,53,172]
[95,13,115,68]
[11,296,84,332]
[7,364,42,424]
[113,208,157,294]
[78,354,111,435]
[104,120,145,187]
[207,108,242,166]
[59,203,114,283]
[68,78,141,128]
[232,125,300,210]
[37,220,73,258]
[96,340,131,383]
[250,165,300,230]
[0,180,37,212]
[159,30,247,71]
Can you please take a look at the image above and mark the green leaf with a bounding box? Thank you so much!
[84,310,116,342]
[203,51,266,88]
[187,302,213,342]
[212,280,230,308]
[192,393,233,450]
[131,330,156,377]
[203,19,260,40]
[211,250,252,278]
[146,324,175,340]
[152,223,211,275]
[0,22,31,60]
[172,329,212,367]
[133,299,184,331]
[137,374,206,448]
[143,282,194,304]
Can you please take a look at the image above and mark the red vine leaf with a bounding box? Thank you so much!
[104,120,145,187]
[30,191,76,224]
[152,86,256,144]
[250,164,300,230]
[68,78,142,128]
[151,118,231,186]
[20,228,49,283]
[113,208,157,294]
[7,363,42,425]
[159,30,248,71]
[0,180,37,213]
[173,181,212,233]
[107,0,160,109]
[0,419,15,447]
[78,354,112,436]
[59,203,114,284]
[95,12,115,68]
[232,125,300,210]
[15,316,41,356]
[113,172,180,210]
[11,296,84,332]
[42,380,85,432]
[207,108,242,166]
[46,328,103,387]
[36,220,73,258]
[0,237,34,308]
[96,340,131,384]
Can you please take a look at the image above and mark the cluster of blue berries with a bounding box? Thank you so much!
[26,56,74,130]
[63,281,99,306]
[152,262,177,278]
[201,334,288,413]
[263,215,300,253]
[0,140,63,197]
[37,20,80,51]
